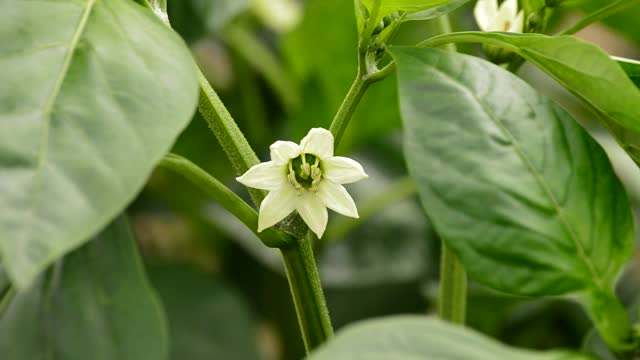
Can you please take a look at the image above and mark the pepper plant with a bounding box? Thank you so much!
[2,0,640,359]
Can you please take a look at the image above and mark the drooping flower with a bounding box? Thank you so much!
[237,128,368,238]
[474,0,524,33]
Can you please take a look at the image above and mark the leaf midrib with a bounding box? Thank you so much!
[425,62,605,290]
[18,0,98,269]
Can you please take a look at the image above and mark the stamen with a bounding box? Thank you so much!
[301,163,311,178]
[288,162,303,191]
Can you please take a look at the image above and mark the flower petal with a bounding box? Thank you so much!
[300,128,333,159]
[317,181,358,218]
[474,0,498,31]
[270,141,300,164]
[296,193,328,238]
[499,0,518,19]
[322,156,368,184]
[509,10,524,33]
[489,0,518,32]
[258,188,298,232]
[236,161,287,190]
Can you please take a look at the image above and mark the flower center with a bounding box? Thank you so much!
[288,153,322,192]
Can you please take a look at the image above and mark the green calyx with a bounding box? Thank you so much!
[288,154,322,191]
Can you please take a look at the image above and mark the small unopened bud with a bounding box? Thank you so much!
[527,12,542,30]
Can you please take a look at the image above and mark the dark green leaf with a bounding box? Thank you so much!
[148,265,260,360]
[404,0,472,21]
[0,216,168,360]
[0,0,199,288]
[424,32,640,165]
[391,46,635,350]
[308,316,589,360]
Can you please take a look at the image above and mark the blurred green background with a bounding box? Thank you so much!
[128,1,640,359]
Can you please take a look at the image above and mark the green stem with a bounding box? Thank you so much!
[559,0,640,36]
[280,234,334,352]
[439,243,467,324]
[328,73,370,146]
[143,5,333,354]
[435,15,456,52]
[159,153,293,248]
[433,15,467,325]
[196,67,266,206]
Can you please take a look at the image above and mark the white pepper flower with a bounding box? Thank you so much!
[474,0,524,33]
[237,128,368,238]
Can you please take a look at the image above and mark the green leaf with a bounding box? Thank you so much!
[0,216,168,360]
[148,265,260,360]
[0,0,199,288]
[404,0,471,21]
[423,32,640,165]
[308,316,589,360]
[361,0,453,21]
[390,46,635,350]
[615,56,640,88]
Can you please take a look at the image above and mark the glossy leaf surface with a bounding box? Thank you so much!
[0,0,199,288]
[392,46,633,296]
[308,316,588,360]
[0,216,168,360]
[425,32,640,164]
[391,46,635,350]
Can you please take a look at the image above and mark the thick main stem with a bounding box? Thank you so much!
[197,68,266,206]
[439,243,467,323]
[281,234,333,351]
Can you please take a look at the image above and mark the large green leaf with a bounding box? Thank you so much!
[0,216,168,360]
[148,265,260,360]
[0,0,199,288]
[423,33,640,164]
[390,47,635,350]
[360,0,452,20]
[307,316,589,360]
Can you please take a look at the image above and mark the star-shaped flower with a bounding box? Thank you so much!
[474,0,524,33]
[237,128,368,238]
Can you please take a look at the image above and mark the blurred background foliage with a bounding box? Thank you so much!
[127,0,640,359]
